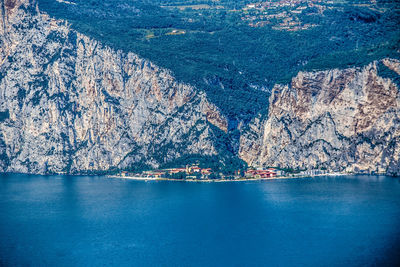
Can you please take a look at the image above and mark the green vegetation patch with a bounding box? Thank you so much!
[37,0,400,124]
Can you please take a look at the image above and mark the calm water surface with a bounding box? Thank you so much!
[0,174,400,266]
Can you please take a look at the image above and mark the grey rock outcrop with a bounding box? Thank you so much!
[1,0,399,176]
[0,0,228,174]
[240,61,400,176]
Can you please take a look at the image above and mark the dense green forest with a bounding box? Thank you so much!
[37,0,400,125]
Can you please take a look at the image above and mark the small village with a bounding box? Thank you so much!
[243,0,323,10]
[115,164,329,181]
[240,0,327,30]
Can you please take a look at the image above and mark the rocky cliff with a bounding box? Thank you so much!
[0,0,229,174]
[1,0,399,176]
[240,60,400,176]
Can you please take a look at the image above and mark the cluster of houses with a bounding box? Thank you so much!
[118,165,334,180]
[120,165,288,180]
[242,0,324,29]
[244,0,322,10]
[122,165,213,179]
[245,168,284,178]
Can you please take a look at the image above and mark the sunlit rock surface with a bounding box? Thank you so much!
[0,0,228,174]
[240,61,400,176]
[1,0,399,176]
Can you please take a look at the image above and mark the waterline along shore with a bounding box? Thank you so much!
[107,172,348,183]
[106,164,357,182]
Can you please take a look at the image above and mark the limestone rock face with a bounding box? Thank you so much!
[0,0,228,174]
[1,0,399,176]
[240,62,400,176]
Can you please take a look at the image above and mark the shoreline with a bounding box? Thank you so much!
[107,172,349,183]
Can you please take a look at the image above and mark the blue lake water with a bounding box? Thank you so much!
[0,174,400,266]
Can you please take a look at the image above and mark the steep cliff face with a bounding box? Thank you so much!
[0,0,229,174]
[240,61,400,176]
[1,0,399,176]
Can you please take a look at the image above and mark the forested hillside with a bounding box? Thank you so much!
[37,0,400,123]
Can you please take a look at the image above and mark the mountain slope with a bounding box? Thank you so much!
[0,0,232,174]
[240,60,400,176]
[35,0,400,124]
[0,0,399,176]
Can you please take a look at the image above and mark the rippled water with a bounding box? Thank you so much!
[0,174,399,266]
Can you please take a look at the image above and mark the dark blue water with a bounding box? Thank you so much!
[1,174,400,266]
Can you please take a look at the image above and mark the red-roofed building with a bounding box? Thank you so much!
[168,168,187,174]
[245,169,277,178]
[190,166,202,173]
[201,168,212,175]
